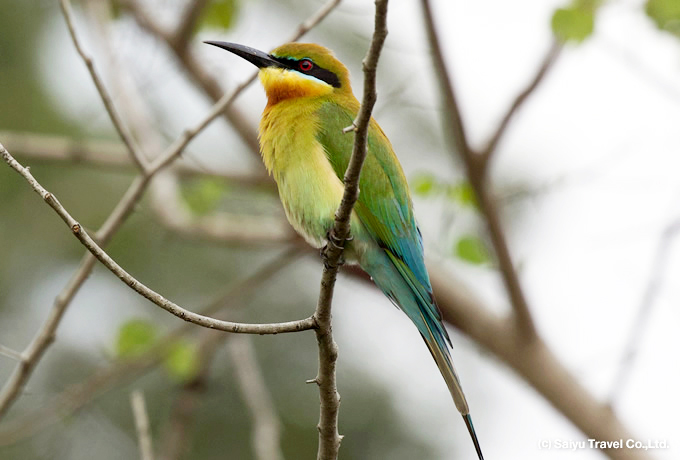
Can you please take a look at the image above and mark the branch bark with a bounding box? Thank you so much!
[311,1,389,459]
[419,0,537,339]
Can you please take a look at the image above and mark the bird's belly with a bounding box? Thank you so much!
[276,160,344,248]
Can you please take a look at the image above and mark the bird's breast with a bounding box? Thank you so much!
[259,100,348,248]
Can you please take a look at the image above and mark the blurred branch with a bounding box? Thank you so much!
[311,2,389,459]
[0,248,302,445]
[480,40,562,163]
[158,332,222,460]
[0,130,271,185]
[419,0,537,339]
[430,270,650,460]
[4,140,315,333]
[131,390,155,460]
[609,216,680,405]
[174,0,211,51]
[228,336,284,460]
[119,0,344,162]
[149,170,294,244]
[59,0,147,171]
[0,346,23,362]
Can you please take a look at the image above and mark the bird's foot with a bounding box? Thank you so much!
[321,230,352,269]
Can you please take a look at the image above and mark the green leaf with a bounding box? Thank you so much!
[116,320,157,358]
[199,0,239,32]
[551,6,595,43]
[164,340,201,383]
[646,0,680,36]
[181,177,228,216]
[411,172,439,197]
[454,235,491,265]
[446,182,478,209]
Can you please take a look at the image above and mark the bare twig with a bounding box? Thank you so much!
[131,390,155,460]
[480,41,562,163]
[1,130,271,183]
[120,0,344,161]
[157,333,221,460]
[228,336,284,460]
[419,0,537,339]
[1,145,315,333]
[0,247,301,445]
[609,216,680,405]
[430,269,651,460]
[0,346,23,362]
[173,0,211,51]
[59,0,147,171]
[311,2,389,459]
[0,0,343,419]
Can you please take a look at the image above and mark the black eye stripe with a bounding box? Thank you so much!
[272,56,341,89]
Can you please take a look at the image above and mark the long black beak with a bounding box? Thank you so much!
[204,41,283,69]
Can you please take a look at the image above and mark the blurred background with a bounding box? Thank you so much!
[1,0,679,459]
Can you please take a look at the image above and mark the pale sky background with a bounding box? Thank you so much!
[36,0,679,458]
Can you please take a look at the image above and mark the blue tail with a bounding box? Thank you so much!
[361,247,484,459]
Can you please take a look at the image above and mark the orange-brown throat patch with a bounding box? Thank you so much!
[260,67,332,107]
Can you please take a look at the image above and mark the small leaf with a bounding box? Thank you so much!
[164,340,201,383]
[181,177,228,215]
[199,0,239,32]
[446,182,478,209]
[646,0,680,36]
[551,6,595,43]
[116,320,157,358]
[455,235,491,265]
[411,172,438,197]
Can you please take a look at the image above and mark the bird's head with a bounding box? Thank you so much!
[205,41,352,106]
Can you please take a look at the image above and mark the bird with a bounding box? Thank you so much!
[205,40,484,459]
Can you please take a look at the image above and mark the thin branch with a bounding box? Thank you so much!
[120,0,344,161]
[419,0,537,339]
[0,130,270,184]
[608,216,680,405]
[131,390,155,460]
[59,0,147,171]
[480,41,562,163]
[149,170,294,245]
[430,269,651,460]
[312,2,389,459]
[228,336,284,460]
[0,346,23,362]
[157,333,221,460]
[0,0,342,420]
[1,145,315,333]
[173,0,211,51]
[0,248,302,445]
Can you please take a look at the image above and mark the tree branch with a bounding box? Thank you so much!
[419,0,537,339]
[0,247,302,446]
[311,2,389,459]
[228,336,284,460]
[1,145,315,333]
[131,390,155,460]
[430,270,651,460]
[59,0,147,171]
[480,40,562,164]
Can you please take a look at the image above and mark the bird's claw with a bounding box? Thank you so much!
[321,230,352,269]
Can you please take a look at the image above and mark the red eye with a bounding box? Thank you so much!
[298,59,313,71]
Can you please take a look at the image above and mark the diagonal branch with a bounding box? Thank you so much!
[431,270,650,460]
[130,390,155,460]
[0,0,344,420]
[59,0,147,171]
[0,248,301,446]
[1,146,314,329]
[480,40,562,164]
[419,0,537,339]
[312,1,389,459]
